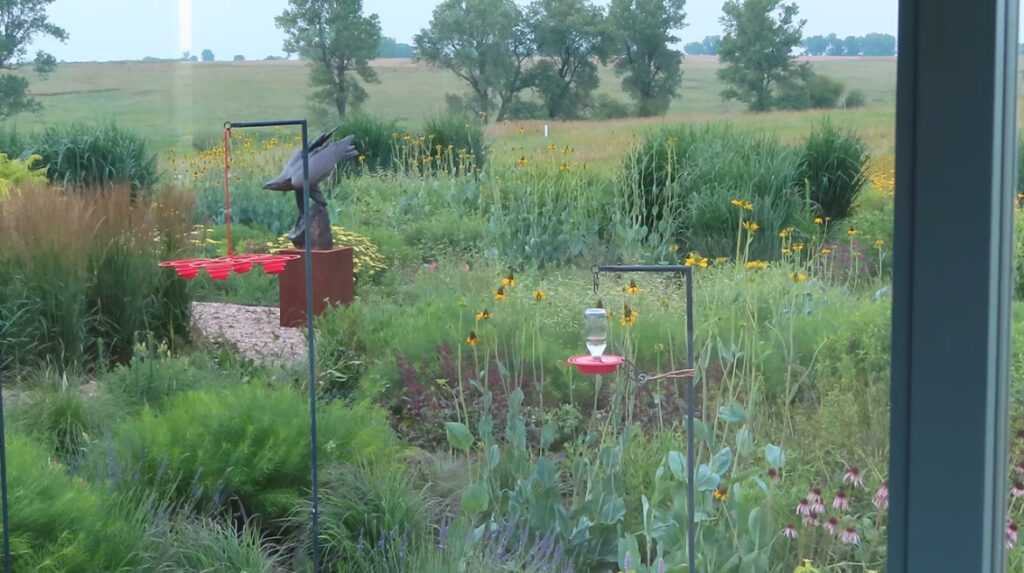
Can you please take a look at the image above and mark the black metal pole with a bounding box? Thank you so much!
[595,264,696,573]
[0,382,10,573]
[223,120,320,571]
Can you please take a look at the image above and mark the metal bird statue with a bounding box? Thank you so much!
[263,126,359,250]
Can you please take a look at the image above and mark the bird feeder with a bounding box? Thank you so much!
[567,307,625,374]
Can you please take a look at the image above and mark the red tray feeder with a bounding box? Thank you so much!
[196,260,233,280]
[250,254,301,274]
[158,258,212,279]
[217,256,254,274]
[567,354,624,375]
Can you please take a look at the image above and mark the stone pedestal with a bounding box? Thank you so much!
[278,247,354,328]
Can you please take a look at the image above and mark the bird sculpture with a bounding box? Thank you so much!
[263,126,359,250]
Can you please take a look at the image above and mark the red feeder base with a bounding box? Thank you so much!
[568,354,624,375]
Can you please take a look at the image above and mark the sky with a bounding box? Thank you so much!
[27,0,902,63]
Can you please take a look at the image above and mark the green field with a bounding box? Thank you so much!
[5,55,899,156]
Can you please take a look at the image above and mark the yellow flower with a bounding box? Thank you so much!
[779,226,795,238]
[502,270,516,287]
[713,487,729,501]
[847,227,857,236]
[654,343,665,352]
[517,156,528,166]
[620,304,638,327]
[814,216,824,225]
[742,221,760,233]
[820,247,832,255]
[495,286,506,302]
[790,272,807,282]
[730,199,753,211]
[792,242,805,252]
[715,257,728,264]
[875,238,885,247]
[547,144,557,151]
[668,244,679,252]
[533,290,546,301]
[685,252,709,268]
[358,155,366,163]
[745,260,767,269]
[476,309,493,321]
[781,247,792,255]
[623,280,642,294]
[466,331,478,347]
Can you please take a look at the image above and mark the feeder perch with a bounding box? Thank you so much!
[567,354,625,375]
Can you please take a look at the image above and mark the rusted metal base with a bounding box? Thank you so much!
[278,247,354,327]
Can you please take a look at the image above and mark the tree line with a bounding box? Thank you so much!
[801,33,897,56]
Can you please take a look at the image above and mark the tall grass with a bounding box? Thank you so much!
[0,184,195,374]
[28,122,159,192]
[795,117,870,221]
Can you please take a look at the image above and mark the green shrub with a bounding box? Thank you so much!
[844,89,867,109]
[776,71,845,110]
[589,94,633,120]
[89,385,401,532]
[420,114,487,174]
[135,517,285,572]
[335,112,403,175]
[28,122,159,192]
[795,117,869,221]
[102,339,230,409]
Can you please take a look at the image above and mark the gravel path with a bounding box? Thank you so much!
[191,302,308,366]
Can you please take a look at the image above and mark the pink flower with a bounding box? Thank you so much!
[809,486,823,504]
[832,490,849,511]
[781,524,798,539]
[840,526,861,545]
[811,498,826,515]
[1008,521,1018,551]
[843,466,864,488]
[802,511,820,527]
[796,497,811,516]
[1016,461,1024,474]
[1012,481,1024,498]
[824,516,839,535]
[873,480,889,510]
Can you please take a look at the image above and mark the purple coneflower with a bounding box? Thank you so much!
[1012,481,1024,498]
[767,467,779,482]
[1008,521,1018,551]
[781,524,798,539]
[1016,461,1024,474]
[840,526,860,545]
[802,511,820,527]
[832,490,849,511]
[796,497,811,516]
[824,516,839,536]
[843,466,864,488]
[873,480,889,510]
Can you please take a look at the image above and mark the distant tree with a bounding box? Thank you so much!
[802,34,828,56]
[265,55,284,61]
[825,33,845,56]
[684,41,705,55]
[233,54,246,61]
[201,48,215,62]
[702,34,720,55]
[860,32,896,56]
[415,0,535,122]
[717,0,807,112]
[528,0,608,120]
[189,55,198,62]
[276,0,381,118]
[181,51,190,60]
[607,0,687,117]
[842,35,861,56]
[377,36,414,58]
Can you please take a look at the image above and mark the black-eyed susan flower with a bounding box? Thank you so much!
[516,156,527,166]
[731,199,753,211]
[820,247,832,255]
[745,260,767,269]
[781,247,792,256]
[623,280,642,294]
[621,303,638,327]
[779,226,795,238]
[814,216,824,225]
[792,242,805,252]
[875,238,885,247]
[495,286,506,302]
[685,252,709,268]
[847,227,857,236]
[502,269,516,287]
[713,486,729,501]
[476,309,493,321]
[466,331,478,347]
[790,272,807,282]
[742,221,760,233]
[532,290,546,301]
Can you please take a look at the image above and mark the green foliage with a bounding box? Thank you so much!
[0,153,47,201]
[844,89,867,109]
[589,93,633,119]
[718,0,808,112]
[528,0,608,120]
[0,0,67,119]
[27,122,159,192]
[336,112,402,174]
[102,338,229,409]
[621,122,809,260]
[420,114,488,174]
[137,517,286,572]
[607,0,686,117]
[776,70,847,111]
[415,0,535,122]
[860,32,897,56]
[795,117,869,221]
[378,36,414,58]
[89,385,400,531]
[276,0,382,118]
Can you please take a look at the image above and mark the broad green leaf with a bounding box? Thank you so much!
[540,422,556,449]
[534,457,556,487]
[599,496,627,525]
[487,444,500,469]
[668,450,686,481]
[444,422,473,452]
[718,401,746,423]
[735,426,753,456]
[748,507,773,547]
[765,444,785,468]
[461,483,489,515]
[478,415,494,445]
[711,446,732,476]
[695,464,720,491]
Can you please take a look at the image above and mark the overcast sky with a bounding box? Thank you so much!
[28,0,903,63]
